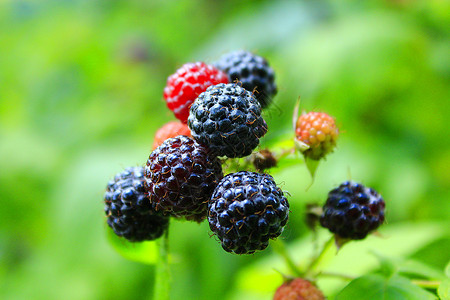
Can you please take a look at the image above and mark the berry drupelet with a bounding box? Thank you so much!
[144,135,223,222]
[320,181,386,240]
[214,50,277,108]
[163,62,229,123]
[104,167,169,242]
[208,171,289,254]
[295,111,339,160]
[188,83,268,158]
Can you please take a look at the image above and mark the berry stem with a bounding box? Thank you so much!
[316,271,355,281]
[306,236,335,276]
[271,239,303,277]
[275,147,294,161]
[411,280,441,289]
[153,230,170,300]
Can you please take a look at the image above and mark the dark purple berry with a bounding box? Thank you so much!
[320,181,385,240]
[144,135,223,222]
[208,171,289,254]
[188,83,268,158]
[214,50,277,108]
[104,167,169,242]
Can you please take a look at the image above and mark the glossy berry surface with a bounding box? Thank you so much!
[208,171,289,254]
[104,167,169,242]
[295,111,339,160]
[214,50,277,108]
[320,181,385,240]
[153,121,191,150]
[188,83,268,158]
[163,62,228,123]
[274,278,325,300]
[144,135,223,222]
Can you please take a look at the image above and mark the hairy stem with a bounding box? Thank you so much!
[317,271,355,281]
[306,236,335,275]
[272,239,303,277]
[154,230,170,300]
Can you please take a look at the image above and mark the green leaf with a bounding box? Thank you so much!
[336,274,438,300]
[232,222,448,298]
[370,253,445,280]
[106,226,158,264]
[399,259,445,280]
[305,157,320,180]
[438,278,450,300]
[370,251,398,277]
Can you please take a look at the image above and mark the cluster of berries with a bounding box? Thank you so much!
[103,48,387,299]
[104,50,289,254]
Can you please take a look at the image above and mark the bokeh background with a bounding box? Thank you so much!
[1,0,449,299]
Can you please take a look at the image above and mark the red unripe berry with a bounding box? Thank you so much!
[163,62,229,123]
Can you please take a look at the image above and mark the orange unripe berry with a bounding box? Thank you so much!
[153,121,191,149]
[295,111,339,160]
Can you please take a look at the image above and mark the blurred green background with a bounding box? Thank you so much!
[1,0,449,299]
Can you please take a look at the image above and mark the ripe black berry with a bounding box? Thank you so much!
[320,181,385,240]
[214,50,277,108]
[208,171,289,254]
[104,167,169,242]
[144,135,223,222]
[188,83,268,158]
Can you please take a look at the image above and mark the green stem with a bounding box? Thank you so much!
[272,239,303,277]
[411,280,441,289]
[306,236,334,275]
[276,147,294,161]
[153,230,170,300]
[317,271,355,281]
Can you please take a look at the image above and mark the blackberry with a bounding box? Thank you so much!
[208,171,289,254]
[163,62,229,123]
[320,181,386,240]
[188,83,268,158]
[104,167,169,242]
[144,135,223,222]
[214,50,277,108]
[274,278,325,300]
